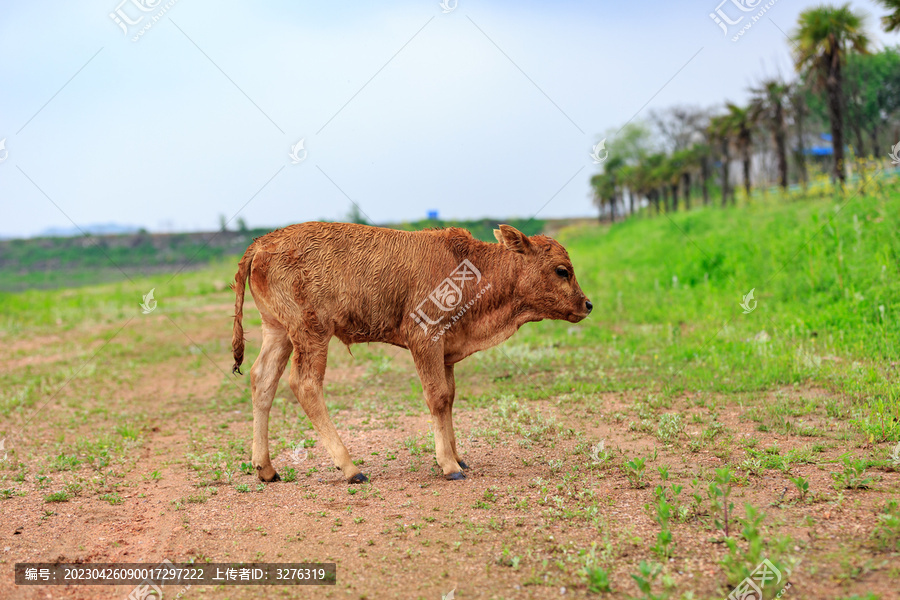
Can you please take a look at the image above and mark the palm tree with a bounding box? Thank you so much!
[793,4,871,183]
[688,127,716,207]
[664,154,683,212]
[590,155,626,222]
[624,162,655,217]
[708,115,733,206]
[876,0,900,31]
[693,142,713,206]
[618,164,636,216]
[605,155,625,221]
[724,103,757,198]
[789,81,812,187]
[672,147,697,210]
[751,79,790,190]
[643,154,667,214]
[649,154,675,212]
[590,173,606,222]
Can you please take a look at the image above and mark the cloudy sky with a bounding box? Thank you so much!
[0,0,894,237]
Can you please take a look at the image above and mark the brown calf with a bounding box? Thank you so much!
[231,222,591,482]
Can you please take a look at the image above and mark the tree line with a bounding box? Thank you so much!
[591,2,900,221]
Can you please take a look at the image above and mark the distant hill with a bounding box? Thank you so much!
[0,218,549,292]
[37,223,143,237]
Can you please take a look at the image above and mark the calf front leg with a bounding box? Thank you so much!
[444,364,468,470]
[413,349,464,480]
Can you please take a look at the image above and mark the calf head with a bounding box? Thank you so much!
[494,224,593,323]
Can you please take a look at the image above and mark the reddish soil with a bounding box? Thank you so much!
[1,298,898,600]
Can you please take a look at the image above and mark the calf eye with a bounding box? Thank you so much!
[555,267,569,278]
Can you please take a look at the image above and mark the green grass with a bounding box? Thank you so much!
[1,189,898,598]
[501,180,900,441]
[0,228,273,292]
[3,186,899,481]
[99,493,123,505]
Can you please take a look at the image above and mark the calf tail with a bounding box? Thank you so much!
[231,243,257,375]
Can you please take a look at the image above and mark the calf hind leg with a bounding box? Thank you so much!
[289,340,366,483]
[250,321,293,482]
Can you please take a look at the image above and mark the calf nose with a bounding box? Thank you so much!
[585,300,593,313]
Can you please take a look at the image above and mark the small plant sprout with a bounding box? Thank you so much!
[788,475,809,501]
[741,457,764,477]
[872,500,900,551]
[630,560,663,598]
[585,565,611,593]
[624,456,648,489]
[657,464,670,482]
[709,467,734,538]
[721,503,775,587]
[651,498,675,559]
[831,456,873,490]
[653,465,671,501]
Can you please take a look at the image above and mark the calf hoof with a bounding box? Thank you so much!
[259,471,281,483]
[444,471,466,481]
[458,460,470,470]
[256,464,280,482]
[349,473,369,484]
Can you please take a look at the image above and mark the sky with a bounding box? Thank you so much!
[0,0,895,238]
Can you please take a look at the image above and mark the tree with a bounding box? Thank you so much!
[724,103,757,198]
[673,148,692,210]
[789,81,814,187]
[877,0,900,32]
[663,154,682,212]
[843,53,874,156]
[646,153,671,212]
[590,172,615,222]
[619,164,638,215]
[693,142,713,206]
[346,204,369,225]
[599,122,655,219]
[708,115,733,206]
[650,106,710,153]
[591,155,626,222]
[751,79,790,190]
[794,4,871,183]
[620,162,654,217]
[635,154,666,214]
[844,48,900,155]
[651,106,711,209]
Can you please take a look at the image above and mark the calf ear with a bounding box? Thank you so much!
[493,224,532,254]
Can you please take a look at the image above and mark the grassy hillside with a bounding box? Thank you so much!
[3,185,898,442]
[0,229,271,292]
[2,189,899,598]
[514,181,900,442]
[3,182,899,419]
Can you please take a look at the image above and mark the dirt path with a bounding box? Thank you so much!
[2,298,898,599]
